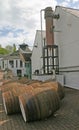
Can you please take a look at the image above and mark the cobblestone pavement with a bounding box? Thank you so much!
[0,87,79,130]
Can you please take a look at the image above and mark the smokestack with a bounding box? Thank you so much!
[44,7,54,46]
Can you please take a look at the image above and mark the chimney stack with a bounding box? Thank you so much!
[44,7,54,46]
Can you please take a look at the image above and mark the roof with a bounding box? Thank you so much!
[20,53,31,62]
[2,51,20,60]
[19,43,32,53]
[20,48,32,54]
[56,6,79,18]
[19,44,32,62]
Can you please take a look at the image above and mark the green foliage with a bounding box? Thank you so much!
[0,44,17,55]
[0,44,2,48]
[13,44,16,52]
[0,48,10,55]
[5,44,17,53]
[5,45,13,53]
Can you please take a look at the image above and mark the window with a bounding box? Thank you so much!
[25,63,26,67]
[16,60,18,68]
[17,69,22,77]
[9,60,14,68]
[20,60,23,67]
[2,61,4,68]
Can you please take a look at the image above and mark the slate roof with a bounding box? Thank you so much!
[1,51,20,60]
[19,43,32,53]
[19,44,32,62]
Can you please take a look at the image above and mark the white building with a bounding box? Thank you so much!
[0,51,26,77]
[32,6,79,89]
[54,6,79,89]
[31,30,45,75]
[0,43,32,78]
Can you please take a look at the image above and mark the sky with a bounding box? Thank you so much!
[0,0,79,49]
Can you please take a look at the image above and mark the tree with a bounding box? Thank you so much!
[0,44,2,48]
[5,45,13,53]
[0,48,9,55]
[13,44,16,52]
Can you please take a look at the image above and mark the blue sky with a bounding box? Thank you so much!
[0,0,79,48]
[0,26,24,37]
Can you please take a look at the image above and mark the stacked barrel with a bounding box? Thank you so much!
[0,78,64,122]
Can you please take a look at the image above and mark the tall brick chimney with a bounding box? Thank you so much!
[44,7,54,46]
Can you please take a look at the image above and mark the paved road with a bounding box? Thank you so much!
[0,87,79,130]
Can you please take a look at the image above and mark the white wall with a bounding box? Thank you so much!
[11,59,26,77]
[0,58,26,77]
[31,30,45,74]
[32,74,64,86]
[54,7,79,68]
[54,6,79,89]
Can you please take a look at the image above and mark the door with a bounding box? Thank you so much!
[17,69,22,77]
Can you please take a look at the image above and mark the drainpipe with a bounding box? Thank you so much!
[40,9,45,50]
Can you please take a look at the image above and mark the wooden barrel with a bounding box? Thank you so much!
[19,89,60,122]
[2,79,18,85]
[19,93,34,122]
[2,81,64,116]
[1,82,27,93]
[19,87,53,122]
[28,82,41,88]
[50,81,65,99]
[2,79,14,85]
[26,80,42,85]
[2,90,20,114]
[40,81,65,99]
[57,82,65,99]
[2,85,34,115]
[18,77,30,84]
[12,85,34,96]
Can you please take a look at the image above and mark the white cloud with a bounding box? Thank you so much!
[66,0,71,2]
[1,0,79,49]
[0,0,58,48]
[0,0,79,49]
[58,0,79,9]
[59,1,70,7]
[72,0,79,3]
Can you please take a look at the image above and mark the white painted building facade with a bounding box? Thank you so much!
[54,6,79,89]
[0,52,26,77]
[32,6,79,89]
[31,30,45,75]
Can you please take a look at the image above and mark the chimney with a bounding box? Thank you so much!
[44,7,54,46]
